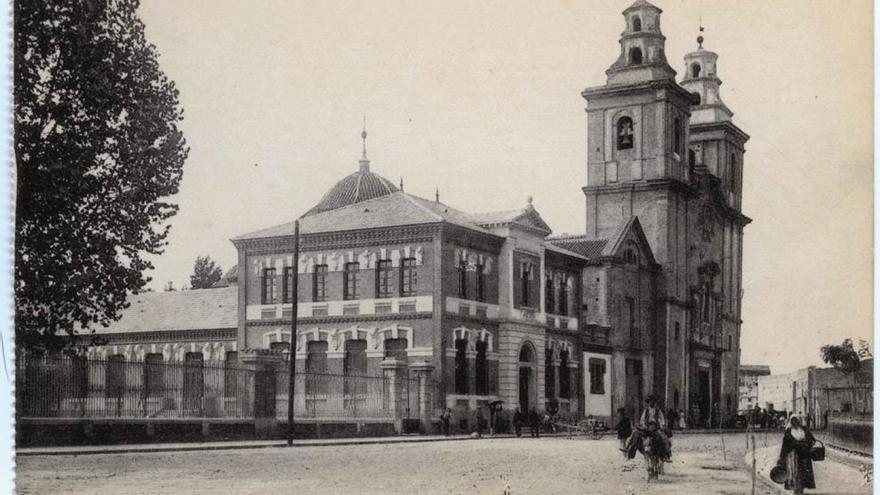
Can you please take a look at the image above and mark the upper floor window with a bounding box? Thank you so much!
[262,268,277,304]
[475,264,485,302]
[376,259,392,299]
[632,16,642,32]
[673,117,684,156]
[545,273,555,314]
[282,267,295,303]
[313,264,328,302]
[343,262,360,300]
[457,258,468,299]
[691,63,701,78]
[629,47,643,65]
[559,277,569,316]
[617,117,634,150]
[520,262,534,307]
[400,258,417,297]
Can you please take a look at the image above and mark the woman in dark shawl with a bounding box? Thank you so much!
[776,415,817,493]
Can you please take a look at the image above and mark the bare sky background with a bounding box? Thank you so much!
[136,0,872,374]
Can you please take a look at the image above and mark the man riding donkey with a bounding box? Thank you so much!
[623,395,673,463]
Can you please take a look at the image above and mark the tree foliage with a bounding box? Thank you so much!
[15,0,188,350]
[819,338,862,374]
[190,256,223,289]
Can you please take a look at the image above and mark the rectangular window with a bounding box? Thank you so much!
[376,260,392,298]
[545,348,555,399]
[344,340,368,396]
[545,273,555,314]
[627,297,637,346]
[182,352,204,410]
[457,259,468,299]
[559,277,569,316]
[384,338,408,361]
[343,262,360,300]
[144,353,164,398]
[589,358,606,395]
[269,341,290,352]
[313,265,328,302]
[282,267,295,303]
[475,264,485,302]
[400,258,417,297]
[262,268,277,304]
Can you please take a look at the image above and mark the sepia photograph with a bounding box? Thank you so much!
[10,0,875,494]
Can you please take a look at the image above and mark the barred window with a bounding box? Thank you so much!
[262,268,277,304]
[305,341,328,395]
[400,258,417,297]
[344,340,368,396]
[144,353,164,397]
[313,264,327,302]
[343,262,360,300]
[224,351,239,398]
[376,260,392,298]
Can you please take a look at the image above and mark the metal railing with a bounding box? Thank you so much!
[16,353,433,422]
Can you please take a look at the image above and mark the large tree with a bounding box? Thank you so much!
[820,338,862,374]
[15,0,188,350]
[189,256,223,289]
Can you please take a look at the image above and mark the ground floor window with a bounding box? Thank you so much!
[475,340,488,395]
[454,339,468,394]
[559,350,570,399]
[544,348,555,399]
[588,358,606,394]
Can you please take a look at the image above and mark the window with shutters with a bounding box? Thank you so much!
[343,262,359,300]
[400,258,417,297]
[262,268,277,304]
[313,264,328,302]
[376,260,392,298]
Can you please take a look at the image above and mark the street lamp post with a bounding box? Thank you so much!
[287,220,300,446]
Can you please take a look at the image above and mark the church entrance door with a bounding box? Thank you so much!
[697,368,711,427]
[519,368,531,412]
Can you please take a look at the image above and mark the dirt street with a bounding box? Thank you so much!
[17,433,782,494]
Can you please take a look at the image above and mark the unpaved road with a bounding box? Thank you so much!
[17,433,784,494]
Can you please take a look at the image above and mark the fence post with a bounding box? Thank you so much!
[409,361,435,434]
[380,358,405,434]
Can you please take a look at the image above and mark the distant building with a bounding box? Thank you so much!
[738,364,770,410]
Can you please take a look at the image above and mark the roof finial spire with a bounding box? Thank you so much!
[435,187,440,203]
[359,115,370,173]
[697,17,705,48]
[399,176,404,191]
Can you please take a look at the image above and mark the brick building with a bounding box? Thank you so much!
[83,0,748,429]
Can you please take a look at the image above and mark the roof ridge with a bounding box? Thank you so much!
[399,192,446,222]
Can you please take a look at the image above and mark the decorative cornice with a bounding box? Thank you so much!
[246,312,433,327]
[234,224,440,254]
[93,328,236,344]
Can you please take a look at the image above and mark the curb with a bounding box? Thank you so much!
[16,433,524,457]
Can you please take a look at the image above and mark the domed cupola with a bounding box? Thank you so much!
[303,124,399,216]
[680,34,734,124]
[606,0,677,85]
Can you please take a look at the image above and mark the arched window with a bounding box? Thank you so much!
[691,63,701,78]
[729,153,738,193]
[673,117,683,156]
[454,338,469,394]
[545,272,555,314]
[545,347,555,399]
[632,16,642,32]
[617,117,634,150]
[559,350,571,399]
[629,47,643,65]
[519,344,533,363]
[691,92,701,105]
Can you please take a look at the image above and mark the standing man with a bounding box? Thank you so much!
[513,407,524,437]
[440,408,452,436]
[475,407,485,437]
[529,408,541,438]
[626,396,671,461]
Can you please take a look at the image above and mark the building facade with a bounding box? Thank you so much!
[738,364,771,411]
[82,0,748,430]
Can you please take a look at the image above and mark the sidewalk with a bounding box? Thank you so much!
[751,445,871,494]
[17,433,517,457]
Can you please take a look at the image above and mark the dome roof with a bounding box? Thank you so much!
[304,166,398,217]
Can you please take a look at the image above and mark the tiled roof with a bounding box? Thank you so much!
[304,169,398,216]
[546,235,608,259]
[470,205,553,235]
[235,192,496,241]
[88,287,238,334]
[544,243,589,261]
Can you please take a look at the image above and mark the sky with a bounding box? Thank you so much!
[135,0,873,374]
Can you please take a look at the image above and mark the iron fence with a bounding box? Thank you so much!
[16,353,434,422]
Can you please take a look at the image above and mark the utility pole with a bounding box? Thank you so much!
[287,220,300,446]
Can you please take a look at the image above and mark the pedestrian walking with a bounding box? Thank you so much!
[440,408,452,436]
[615,407,632,453]
[775,415,818,494]
[529,408,540,438]
[475,407,485,437]
[513,407,525,437]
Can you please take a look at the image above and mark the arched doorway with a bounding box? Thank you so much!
[518,342,537,412]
